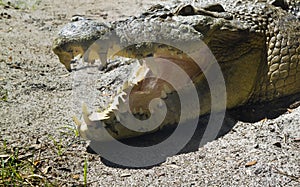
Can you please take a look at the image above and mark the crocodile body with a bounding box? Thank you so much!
[52,0,300,141]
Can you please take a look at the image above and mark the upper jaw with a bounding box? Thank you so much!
[52,2,254,72]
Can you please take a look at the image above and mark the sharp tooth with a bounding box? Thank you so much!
[163,85,172,93]
[117,88,122,93]
[122,81,129,90]
[121,94,127,102]
[118,97,127,113]
[82,104,93,126]
[128,81,133,88]
[79,104,101,139]
[123,87,132,95]
[118,96,125,103]
[116,113,120,121]
[138,59,143,66]
[74,54,82,60]
[161,90,167,99]
[139,108,144,115]
[72,116,81,129]
[110,98,119,110]
[118,97,122,105]
[80,104,109,140]
[132,108,137,114]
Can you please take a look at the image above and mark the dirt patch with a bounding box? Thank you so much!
[0,0,299,186]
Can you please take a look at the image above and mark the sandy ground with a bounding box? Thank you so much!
[0,0,299,186]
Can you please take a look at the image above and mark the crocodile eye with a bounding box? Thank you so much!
[270,0,288,10]
[203,3,226,13]
[176,5,196,16]
[146,53,153,57]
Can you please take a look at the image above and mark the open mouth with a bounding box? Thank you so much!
[72,42,211,141]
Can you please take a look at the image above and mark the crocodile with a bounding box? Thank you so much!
[52,0,300,142]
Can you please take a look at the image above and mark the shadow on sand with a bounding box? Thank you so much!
[87,93,300,169]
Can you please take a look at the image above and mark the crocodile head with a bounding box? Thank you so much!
[52,1,299,141]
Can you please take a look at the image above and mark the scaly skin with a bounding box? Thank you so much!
[52,0,300,141]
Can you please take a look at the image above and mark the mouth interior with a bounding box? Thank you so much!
[81,43,210,122]
[123,49,207,115]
